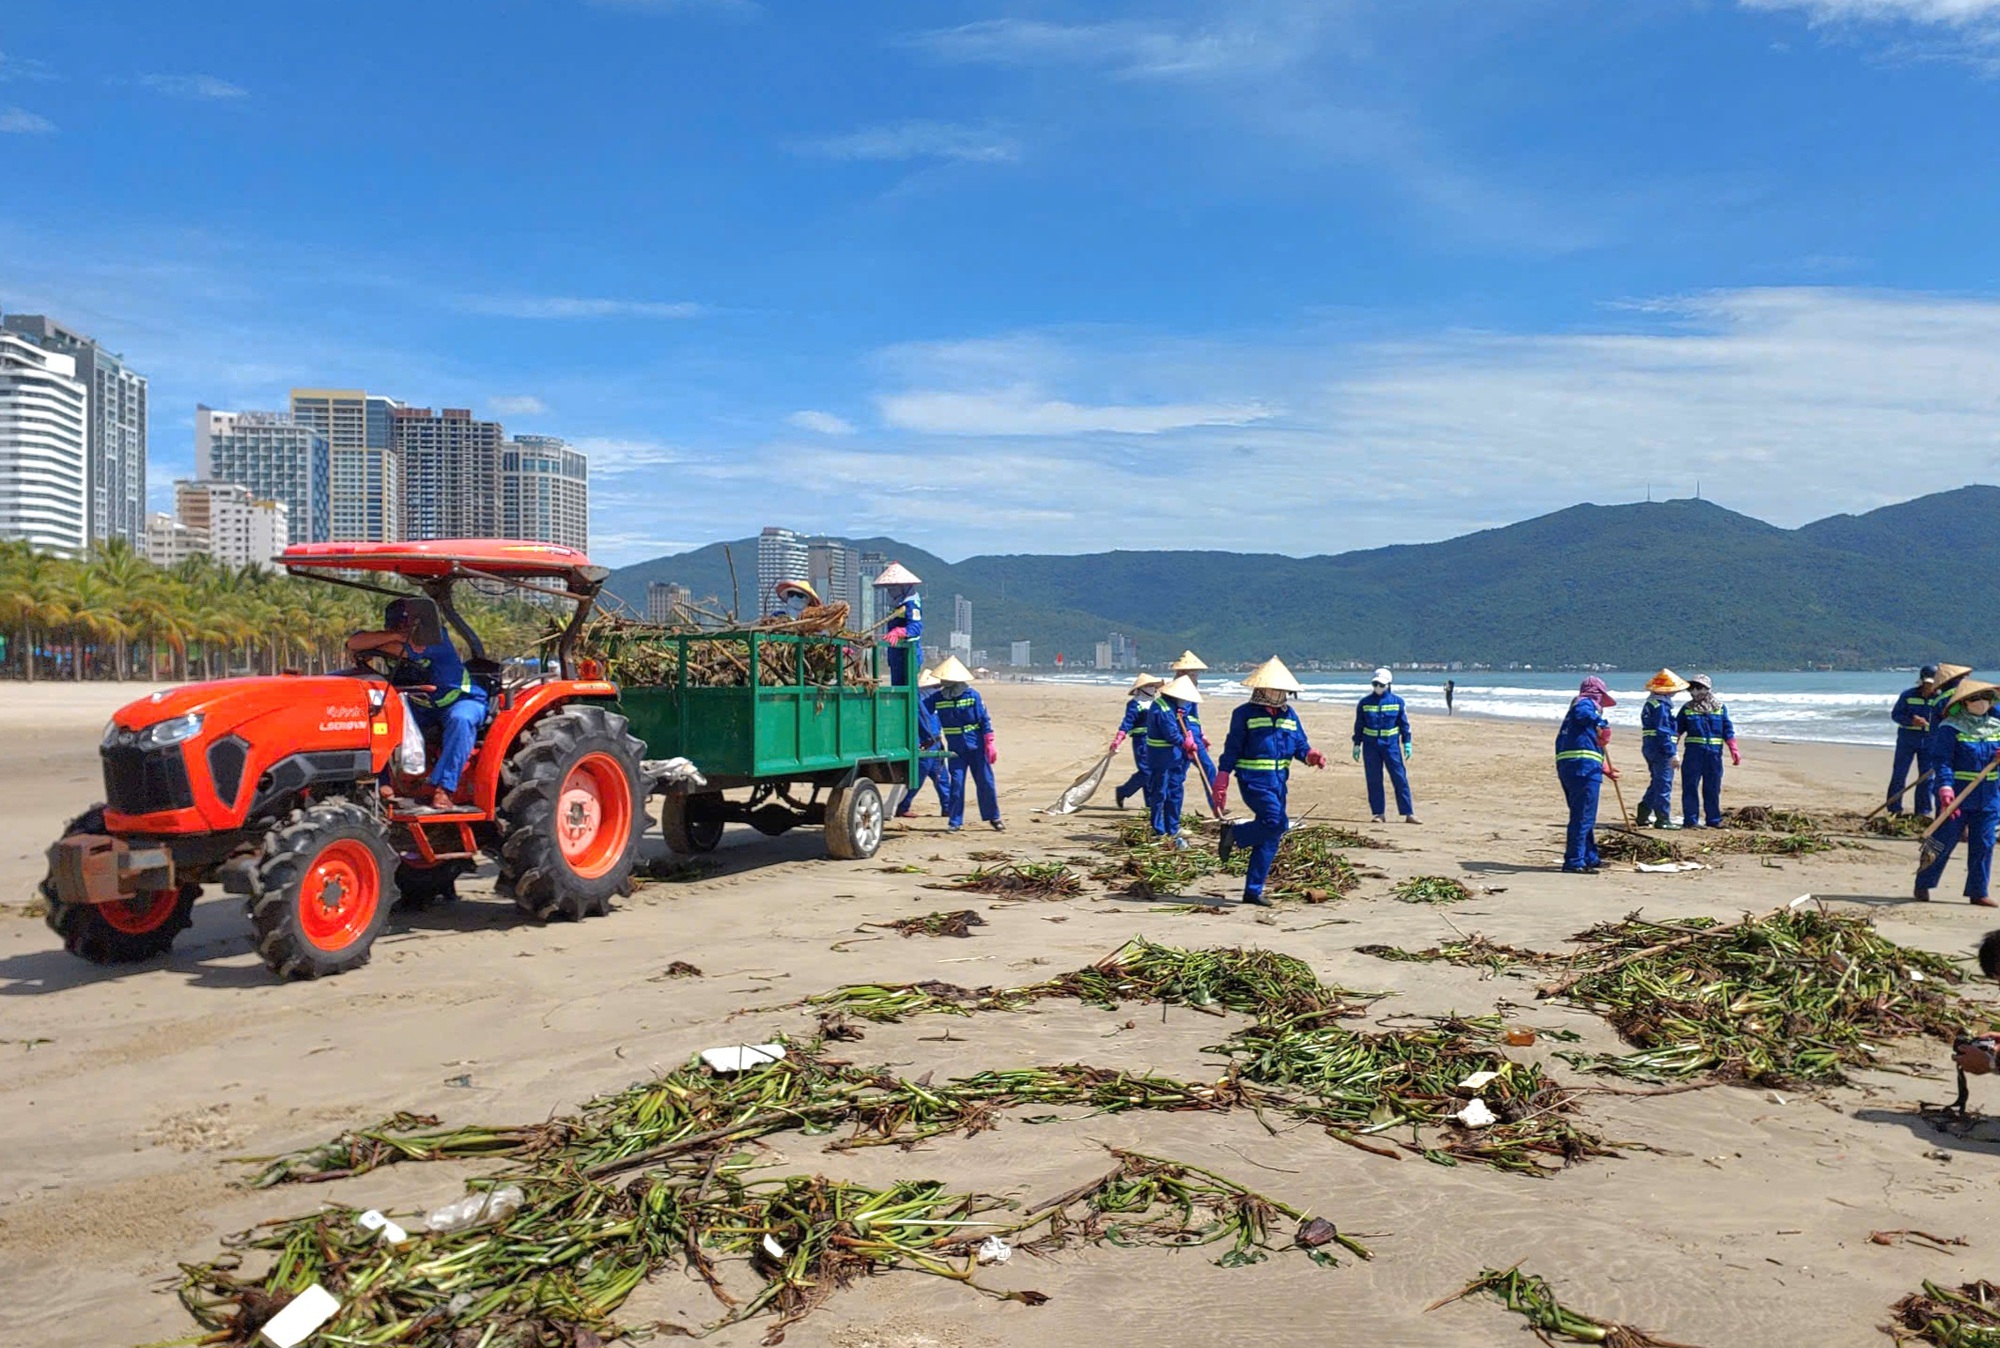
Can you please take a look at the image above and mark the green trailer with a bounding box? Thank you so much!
[613,631,920,860]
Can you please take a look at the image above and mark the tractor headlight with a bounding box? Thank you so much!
[137,712,204,749]
[101,719,120,748]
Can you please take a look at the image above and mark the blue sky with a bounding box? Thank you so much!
[5,0,2000,564]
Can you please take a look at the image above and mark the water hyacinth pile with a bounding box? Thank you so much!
[946,862,1084,899]
[874,909,986,938]
[1356,935,1561,977]
[1092,820,1361,901]
[1391,875,1473,904]
[1435,1266,1705,1347]
[1888,1279,2000,1347]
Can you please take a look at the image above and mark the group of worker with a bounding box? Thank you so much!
[1885,663,1999,908]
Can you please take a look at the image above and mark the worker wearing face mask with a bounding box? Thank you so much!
[872,562,923,687]
[932,656,1003,833]
[896,667,951,819]
[1352,668,1417,824]
[1916,679,2000,908]
[1111,673,1165,810]
[1214,658,1326,906]
[769,579,820,621]
[1673,675,1738,828]
[1637,669,1688,829]
[1169,651,1217,784]
[1145,675,1204,850]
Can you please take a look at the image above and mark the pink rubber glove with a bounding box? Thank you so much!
[1212,770,1231,813]
[1605,764,1620,781]
[1597,726,1613,748]
[885,627,906,645]
[1304,749,1326,769]
[1183,735,1199,756]
[1111,731,1127,751]
[1941,786,1958,812]
[984,734,997,766]
[1727,739,1741,767]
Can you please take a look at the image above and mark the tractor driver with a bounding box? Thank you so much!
[347,597,487,811]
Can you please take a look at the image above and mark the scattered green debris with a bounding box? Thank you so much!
[1866,812,1932,839]
[1594,830,1683,864]
[1889,1279,2000,1346]
[949,861,1085,899]
[1391,875,1473,905]
[1434,1265,1705,1347]
[1356,935,1562,976]
[1093,822,1361,901]
[873,909,986,939]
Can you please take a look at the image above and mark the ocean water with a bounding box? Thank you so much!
[1037,670,1927,748]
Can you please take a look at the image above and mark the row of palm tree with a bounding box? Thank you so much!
[0,540,549,682]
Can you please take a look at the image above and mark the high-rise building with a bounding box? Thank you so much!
[291,389,403,542]
[856,550,888,630]
[0,332,88,554]
[1010,640,1031,668]
[501,434,588,552]
[1109,632,1137,671]
[756,526,809,616]
[951,594,973,650]
[2,313,147,549]
[1094,642,1113,671]
[807,537,859,612]
[146,511,208,566]
[193,405,238,478]
[174,480,287,570]
[203,411,331,544]
[394,407,504,540]
[646,580,692,624]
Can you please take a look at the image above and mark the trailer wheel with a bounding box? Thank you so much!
[42,806,198,964]
[825,779,885,860]
[240,801,398,980]
[660,792,724,855]
[497,704,645,920]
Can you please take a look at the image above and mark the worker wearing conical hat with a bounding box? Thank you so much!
[1921,664,1974,820]
[932,656,1004,832]
[1637,669,1688,829]
[771,578,820,620]
[1353,668,1418,824]
[897,666,951,820]
[1167,652,1218,783]
[1214,658,1325,905]
[1889,665,1945,818]
[1111,673,1166,811]
[1145,676,1204,849]
[1673,675,1738,828]
[1916,679,2000,907]
[873,562,924,687]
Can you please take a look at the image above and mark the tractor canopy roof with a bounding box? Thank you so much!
[282,539,609,588]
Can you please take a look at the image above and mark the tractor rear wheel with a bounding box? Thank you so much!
[659,791,725,854]
[497,704,644,921]
[824,779,886,860]
[42,806,197,964]
[237,801,397,980]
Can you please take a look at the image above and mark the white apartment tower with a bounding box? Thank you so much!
[0,332,89,554]
[2,314,147,549]
[756,526,809,616]
[174,480,288,570]
[501,435,589,552]
[290,389,402,542]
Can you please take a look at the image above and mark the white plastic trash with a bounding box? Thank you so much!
[1635,861,1706,873]
[762,1234,787,1260]
[1457,1070,1500,1091]
[1790,894,1814,909]
[977,1236,1013,1265]
[395,694,426,776]
[1455,1098,1497,1129]
[701,1043,787,1074]
[357,1209,409,1244]
[260,1283,340,1347]
[426,1184,524,1234]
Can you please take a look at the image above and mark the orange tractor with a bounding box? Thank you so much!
[40,540,646,980]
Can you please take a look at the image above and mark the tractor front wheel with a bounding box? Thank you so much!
[41,805,198,964]
[237,801,397,980]
[497,705,645,921]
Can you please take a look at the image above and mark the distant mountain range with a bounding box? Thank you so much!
[604,487,1999,670]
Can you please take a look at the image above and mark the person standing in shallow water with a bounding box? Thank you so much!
[1444,679,1456,716]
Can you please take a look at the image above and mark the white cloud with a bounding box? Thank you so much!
[490,394,548,416]
[879,386,1274,436]
[1741,0,2000,21]
[0,107,53,133]
[787,409,856,435]
[798,121,1020,164]
[140,74,249,100]
[569,436,696,473]
[458,296,705,320]
[0,51,58,83]
[905,17,1301,80]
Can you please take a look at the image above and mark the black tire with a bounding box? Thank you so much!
[660,792,725,854]
[232,800,398,980]
[42,805,197,964]
[496,704,645,921]
[825,779,885,861]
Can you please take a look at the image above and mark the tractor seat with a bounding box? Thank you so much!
[465,658,506,725]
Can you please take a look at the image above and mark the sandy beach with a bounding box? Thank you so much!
[3,678,1995,1348]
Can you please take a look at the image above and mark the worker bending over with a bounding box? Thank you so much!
[1214,658,1326,906]
[1555,676,1619,873]
[1353,668,1418,824]
[1637,669,1687,829]
[1915,679,2000,908]
[347,596,486,812]
[1111,673,1164,810]
[933,656,1003,833]
[896,667,950,819]
[1674,674,1738,828]
[1145,676,1204,851]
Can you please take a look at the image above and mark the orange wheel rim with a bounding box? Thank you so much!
[559,752,632,878]
[100,889,180,935]
[298,839,381,952]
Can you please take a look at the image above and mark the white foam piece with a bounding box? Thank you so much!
[1455,1098,1497,1129]
[259,1283,339,1347]
[701,1043,787,1073]
[357,1209,408,1244]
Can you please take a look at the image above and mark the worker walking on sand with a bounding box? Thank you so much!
[1556,676,1620,873]
[1170,652,1218,783]
[1674,675,1739,828]
[1636,669,1688,829]
[1889,666,1944,817]
[896,668,950,819]
[873,563,923,687]
[1915,679,2000,908]
[933,656,1004,833]
[1111,673,1165,810]
[1214,658,1327,906]
[1145,675,1204,850]
[1353,668,1419,824]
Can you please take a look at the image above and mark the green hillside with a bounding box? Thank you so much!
[604,488,2000,669]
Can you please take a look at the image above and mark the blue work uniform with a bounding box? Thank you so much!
[1555,696,1609,872]
[1352,691,1414,817]
[1639,694,1678,826]
[1917,709,2000,901]
[1145,698,1197,838]
[884,591,922,687]
[1675,700,1736,827]
[897,687,950,817]
[397,637,487,795]
[1889,684,1938,816]
[935,686,999,826]
[1114,696,1153,808]
[1219,700,1314,901]
[1183,702,1217,787]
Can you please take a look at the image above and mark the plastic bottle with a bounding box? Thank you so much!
[425,1184,524,1234]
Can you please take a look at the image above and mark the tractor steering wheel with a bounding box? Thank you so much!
[351,645,407,679]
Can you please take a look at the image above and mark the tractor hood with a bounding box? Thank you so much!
[110,675,389,736]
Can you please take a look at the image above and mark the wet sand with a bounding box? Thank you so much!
[2,679,1996,1347]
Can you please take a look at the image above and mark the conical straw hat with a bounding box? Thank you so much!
[773,578,820,605]
[1170,650,1208,672]
[1160,675,1203,704]
[1646,668,1688,694]
[918,668,942,688]
[1947,678,1999,710]
[1128,672,1165,694]
[1245,656,1303,694]
[872,562,922,586]
[931,655,974,683]
[1937,663,1974,688]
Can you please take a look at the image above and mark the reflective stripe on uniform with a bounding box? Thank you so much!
[1232,758,1291,772]
[1556,749,1605,764]
[1360,726,1402,737]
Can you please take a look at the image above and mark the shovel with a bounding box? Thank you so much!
[1040,749,1114,815]
[1919,759,2000,870]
